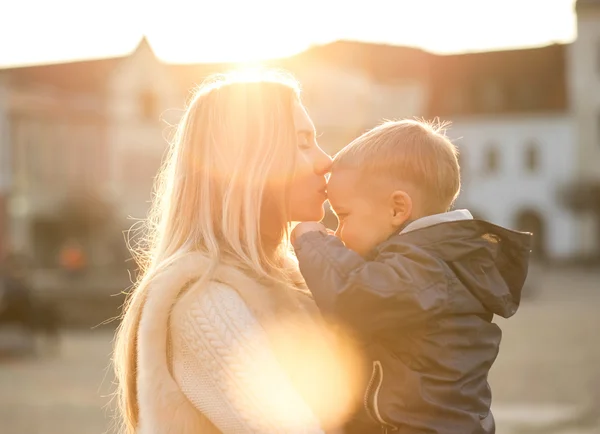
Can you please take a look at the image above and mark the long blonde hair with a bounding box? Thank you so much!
[113,70,303,433]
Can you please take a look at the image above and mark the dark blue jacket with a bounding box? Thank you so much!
[294,219,532,434]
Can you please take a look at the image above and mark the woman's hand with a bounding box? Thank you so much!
[291,222,328,244]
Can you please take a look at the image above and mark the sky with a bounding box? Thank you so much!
[0,0,578,67]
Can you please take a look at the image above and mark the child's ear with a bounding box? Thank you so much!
[389,190,413,227]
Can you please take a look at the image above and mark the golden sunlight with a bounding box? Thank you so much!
[0,0,575,66]
[150,36,310,64]
[142,0,575,65]
[144,0,314,64]
[229,314,366,431]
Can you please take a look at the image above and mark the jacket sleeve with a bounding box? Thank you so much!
[171,282,325,434]
[293,232,448,335]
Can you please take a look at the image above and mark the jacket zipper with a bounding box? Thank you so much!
[364,360,398,432]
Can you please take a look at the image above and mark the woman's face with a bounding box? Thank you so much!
[289,102,332,222]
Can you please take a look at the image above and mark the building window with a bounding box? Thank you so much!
[140,90,158,121]
[525,140,540,173]
[484,144,499,173]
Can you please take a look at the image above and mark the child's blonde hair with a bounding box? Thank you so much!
[332,119,461,214]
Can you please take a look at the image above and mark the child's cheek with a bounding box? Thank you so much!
[341,225,359,250]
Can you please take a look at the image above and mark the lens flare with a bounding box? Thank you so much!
[227,314,366,431]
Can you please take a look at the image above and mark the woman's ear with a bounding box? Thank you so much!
[389,190,413,227]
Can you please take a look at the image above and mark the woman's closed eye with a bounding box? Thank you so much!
[297,132,315,150]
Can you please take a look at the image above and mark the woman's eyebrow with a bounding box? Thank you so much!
[297,128,316,139]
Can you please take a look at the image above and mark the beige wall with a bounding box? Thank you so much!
[568,8,600,179]
[295,62,428,154]
[4,86,109,257]
[106,41,182,221]
[567,6,600,254]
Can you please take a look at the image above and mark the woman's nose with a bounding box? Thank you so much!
[314,147,333,176]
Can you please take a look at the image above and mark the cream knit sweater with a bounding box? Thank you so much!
[170,282,324,433]
[135,253,339,434]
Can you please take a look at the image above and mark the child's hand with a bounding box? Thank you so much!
[291,222,328,244]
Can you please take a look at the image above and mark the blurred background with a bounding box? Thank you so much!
[0,0,599,433]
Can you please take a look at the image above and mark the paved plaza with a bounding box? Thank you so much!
[0,267,598,434]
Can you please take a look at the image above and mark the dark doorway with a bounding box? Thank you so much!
[515,209,546,260]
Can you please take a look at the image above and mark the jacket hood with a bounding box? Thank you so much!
[390,210,532,318]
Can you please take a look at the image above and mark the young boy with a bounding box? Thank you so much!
[292,120,532,434]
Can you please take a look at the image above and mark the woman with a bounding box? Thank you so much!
[113,71,364,434]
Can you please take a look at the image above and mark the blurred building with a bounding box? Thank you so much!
[0,75,10,259]
[437,0,600,261]
[0,39,203,267]
[0,0,598,266]
[429,45,575,260]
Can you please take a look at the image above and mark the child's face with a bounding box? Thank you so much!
[327,170,409,257]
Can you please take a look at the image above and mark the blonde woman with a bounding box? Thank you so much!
[113,72,364,434]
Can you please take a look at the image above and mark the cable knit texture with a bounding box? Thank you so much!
[135,252,343,434]
[172,282,323,433]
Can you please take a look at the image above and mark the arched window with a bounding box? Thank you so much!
[525,140,540,173]
[515,209,546,260]
[484,144,500,173]
[140,90,158,121]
